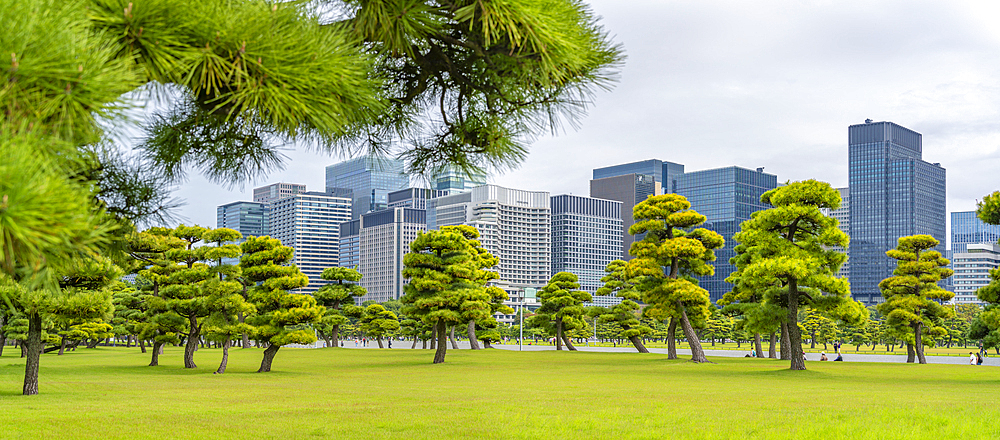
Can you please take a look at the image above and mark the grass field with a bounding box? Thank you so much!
[2,346,999,439]
[563,340,993,357]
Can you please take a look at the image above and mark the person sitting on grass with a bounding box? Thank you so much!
[834,353,843,361]
[971,352,976,365]
[820,352,828,361]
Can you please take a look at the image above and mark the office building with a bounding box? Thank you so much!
[951,211,1000,254]
[325,155,409,219]
[269,191,352,294]
[820,187,850,278]
[950,243,999,305]
[388,188,450,210]
[427,184,551,287]
[253,183,306,205]
[674,166,778,303]
[550,195,624,304]
[217,201,270,239]
[341,208,428,303]
[590,173,657,259]
[848,120,947,305]
[432,165,487,192]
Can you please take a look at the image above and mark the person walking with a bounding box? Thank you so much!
[388,339,392,349]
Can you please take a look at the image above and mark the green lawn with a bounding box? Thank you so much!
[1,346,998,439]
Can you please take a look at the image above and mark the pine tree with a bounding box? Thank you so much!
[532,272,592,351]
[358,304,400,348]
[727,180,865,370]
[591,260,652,353]
[314,267,366,347]
[629,194,724,363]
[877,235,954,364]
[240,236,324,372]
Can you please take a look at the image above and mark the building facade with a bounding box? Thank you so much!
[674,166,778,303]
[325,155,410,219]
[550,195,624,303]
[951,211,1000,254]
[427,184,552,287]
[432,166,487,192]
[820,187,851,279]
[950,243,1000,305]
[589,173,657,259]
[388,188,450,210]
[217,201,270,239]
[848,120,947,304]
[253,182,306,205]
[338,208,427,303]
[269,191,352,294]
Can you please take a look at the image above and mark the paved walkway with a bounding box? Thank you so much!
[340,340,998,366]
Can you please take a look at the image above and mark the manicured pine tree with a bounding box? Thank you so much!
[240,236,324,372]
[877,235,954,364]
[203,278,255,374]
[590,260,652,353]
[533,272,592,351]
[720,267,785,359]
[727,180,865,370]
[314,267,366,347]
[628,194,724,363]
[401,227,486,364]
[153,225,215,369]
[358,304,401,348]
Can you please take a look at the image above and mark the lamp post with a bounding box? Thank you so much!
[519,299,523,352]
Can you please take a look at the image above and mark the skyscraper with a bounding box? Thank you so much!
[427,184,551,287]
[252,182,306,205]
[674,166,778,303]
[346,208,428,303]
[848,120,947,305]
[269,191,352,294]
[217,201,270,239]
[951,211,1000,254]
[949,243,999,305]
[387,188,450,210]
[821,187,850,278]
[431,165,487,192]
[325,156,410,219]
[589,173,656,259]
[550,194,623,297]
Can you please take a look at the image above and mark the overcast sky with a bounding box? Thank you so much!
[166,0,1000,235]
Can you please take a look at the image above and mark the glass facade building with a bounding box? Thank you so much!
[431,166,487,192]
[216,201,269,239]
[590,173,657,259]
[340,208,428,303]
[325,156,410,219]
[253,183,306,205]
[674,166,778,303]
[550,194,624,304]
[387,188,450,210]
[269,191,352,294]
[949,243,1000,305]
[951,211,1000,254]
[848,121,947,305]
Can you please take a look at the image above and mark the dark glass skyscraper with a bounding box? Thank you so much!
[325,156,410,219]
[951,211,1000,254]
[589,173,657,259]
[674,166,777,303]
[848,120,946,304]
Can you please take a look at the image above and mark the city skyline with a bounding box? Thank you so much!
[166,1,1000,242]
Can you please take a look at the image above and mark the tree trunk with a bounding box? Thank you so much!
[677,303,708,363]
[86,338,100,349]
[913,322,927,364]
[22,313,43,395]
[239,311,250,349]
[562,333,577,351]
[58,336,68,356]
[257,344,280,372]
[780,322,790,360]
[422,338,427,349]
[376,337,384,349]
[149,341,164,366]
[433,320,447,364]
[786,281,806,370]
[906,343,915,363]
[752,333,763,358]
[139,338,147,354]
[555,318,564,351]
[484,339,494,349]
[430,331,436,350]
[449,326,459,349]
[215,337,231,374]
[467,321,481,350]
[411,337,418,349]
[628,334,650,353]
[810,331,816,349]
[332,324,340,348]
[768,332,777,359]
[0,333,5,357]
[184,317,200,369]
[667,318,677,359]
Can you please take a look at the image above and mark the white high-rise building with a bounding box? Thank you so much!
[269,191,352,294]
[428,184,551,288]
[950,243,999,305]
[253,182,307,205]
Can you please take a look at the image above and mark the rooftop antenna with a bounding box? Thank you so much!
[865,118,873,124]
